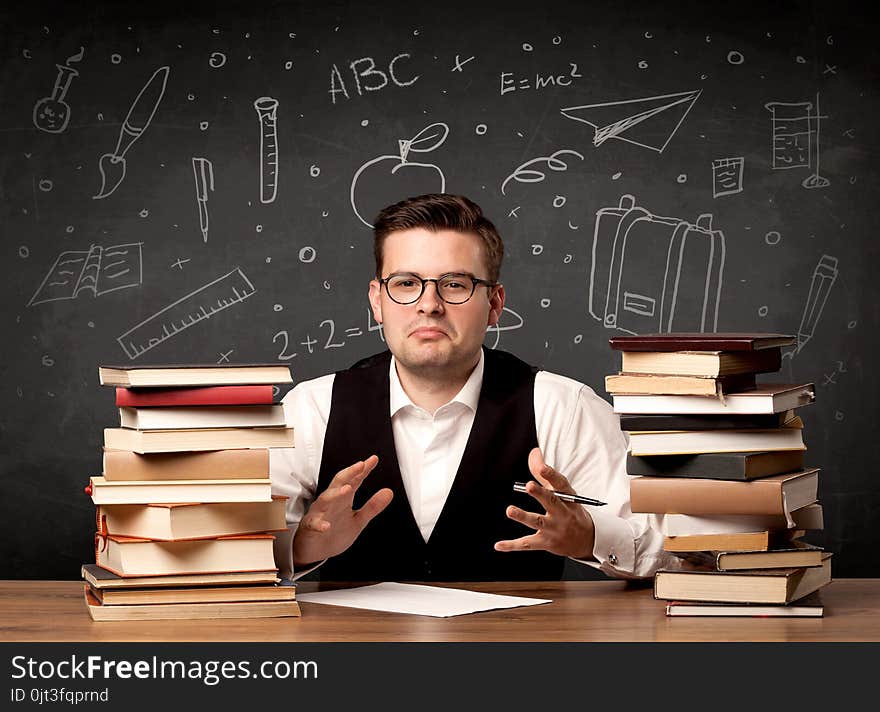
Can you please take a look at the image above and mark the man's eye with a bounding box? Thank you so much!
[442,279,467,290]
[397,279,418,288]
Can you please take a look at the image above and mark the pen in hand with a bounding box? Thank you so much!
[513,482,607,507]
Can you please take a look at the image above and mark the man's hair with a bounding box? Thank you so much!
[372,194,504,283]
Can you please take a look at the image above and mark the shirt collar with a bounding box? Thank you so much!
[389,349,485,417]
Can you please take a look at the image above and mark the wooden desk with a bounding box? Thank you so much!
[2,579,879,642]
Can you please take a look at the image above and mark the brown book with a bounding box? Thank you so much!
[609,333,796,352]
[619,348,782,377]
[630,469,819,516]
[90,583,295,605]
[605,372,756,396]
[654,553,832,604]
[81,564,279,590]
[103,426,294,453]
[99,362,293,387]
[664,530,779,553]
[103,448,271,481]
[95,533,278,577]
[97,496,288,540]
[84,587,301,621]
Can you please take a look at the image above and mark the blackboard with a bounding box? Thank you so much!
[1,0,878,579]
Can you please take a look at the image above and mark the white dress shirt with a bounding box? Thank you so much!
[270,349,682,580]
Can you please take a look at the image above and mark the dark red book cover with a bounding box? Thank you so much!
[608,333,795,352]
[115,385,275,407]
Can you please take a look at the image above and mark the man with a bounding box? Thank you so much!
[271,193,678,581]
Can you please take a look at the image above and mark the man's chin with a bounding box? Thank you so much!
[397,344,455,370]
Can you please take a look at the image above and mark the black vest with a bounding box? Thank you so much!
[315,347,565,581]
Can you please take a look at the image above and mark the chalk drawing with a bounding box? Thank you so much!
[765,93,830,189]
[500,149,584,195]
[33,47,84,133]
[93,66,170,199]
[351,122,448,227]
[589,194,725,334]
[712,157,744,197]
[28,243,143,306]
[192,157,214,242]
[116,267,256,360]
[254,97,280,203]
[794,254,838,354]
[560,89,701,153]
[485,306,525,349]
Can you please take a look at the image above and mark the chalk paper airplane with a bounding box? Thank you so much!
[560,89,701,153]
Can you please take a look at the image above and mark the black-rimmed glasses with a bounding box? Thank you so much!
[379,272,498,305]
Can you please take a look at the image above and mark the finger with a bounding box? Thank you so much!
[329,455,379,488]
[527,447,547,483]
[353,487,394,525]
[522,479,566,513]
[310,483,353,513]
[527,447,574,494]
[536,465,576,495]
[505,505,547,532]
[348,455,380,492]
[494,533,545,552]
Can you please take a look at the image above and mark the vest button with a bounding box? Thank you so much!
[424,560,432,575]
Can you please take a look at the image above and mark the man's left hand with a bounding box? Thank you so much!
[494,447,596,560]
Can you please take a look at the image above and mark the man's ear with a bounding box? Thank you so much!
[487,284,505,327]
[368,280,383,324]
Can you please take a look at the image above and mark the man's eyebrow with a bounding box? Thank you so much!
[389,270,476,278]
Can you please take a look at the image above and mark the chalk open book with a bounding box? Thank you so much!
[28,243,143,306]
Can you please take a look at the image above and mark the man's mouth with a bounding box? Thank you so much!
[410,326,447,338]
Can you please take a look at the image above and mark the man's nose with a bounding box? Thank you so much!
[417,280,445,313]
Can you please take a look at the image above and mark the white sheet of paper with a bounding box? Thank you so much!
[295,582,552,617]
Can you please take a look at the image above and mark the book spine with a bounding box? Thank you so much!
[96,507,108,536]
[95,533,108,563]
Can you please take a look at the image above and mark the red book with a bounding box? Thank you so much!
[115,385,275,407]
[609,333,795,352]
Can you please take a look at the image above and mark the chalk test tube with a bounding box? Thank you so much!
[254,97,279,204]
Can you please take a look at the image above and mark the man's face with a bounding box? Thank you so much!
[368,228,505,376]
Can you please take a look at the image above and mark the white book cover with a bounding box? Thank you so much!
[627,423,806,456]
[119,405,286,430]
[612,383,815,415]
[661,503,824,536]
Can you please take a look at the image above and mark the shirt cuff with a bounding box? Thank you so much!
[272,527,327,582]
[571,506,637,578]
[272,528,296,581]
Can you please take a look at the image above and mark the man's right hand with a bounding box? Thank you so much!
[291,455,393,568]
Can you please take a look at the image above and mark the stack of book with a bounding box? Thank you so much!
[606,333,832,618]
[82,362,300,621]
